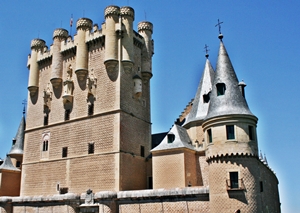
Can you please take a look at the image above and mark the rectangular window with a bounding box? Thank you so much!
[230,172,239,189]
[16,161,21,168]
[44,113,49,126]
[249,126,254,140]
[88,143,94,154]
[207,129,212,143]
[88,103,94,116]
[167,134,175,143]
[260,181,263,192]
[62,147,68,158]
[216,83,226,96]
[140,145,145,157]
[226,125,235,140]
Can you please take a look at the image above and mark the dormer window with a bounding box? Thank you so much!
[216,83,226,96]
[167,133,175,143]
[203,92,211,103]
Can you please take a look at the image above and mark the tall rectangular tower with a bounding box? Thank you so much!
[21,5,154,196]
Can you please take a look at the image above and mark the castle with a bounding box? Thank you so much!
[0,5,280,213]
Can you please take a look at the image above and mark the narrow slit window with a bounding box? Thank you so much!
[207,129,212,143]
[248,126,254,140]
[65,109,70,121]
[88,143,94,154]
[260,181,264,192]
[62,147,68,158]
[216,83,226,96]
[140,145,145,157]
[43,140,48,151]
[88,103,94,116]
[44,113,49,125]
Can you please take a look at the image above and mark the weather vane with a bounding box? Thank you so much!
[22,99,27,115]
[215,19,223,34]
[204,44,210,58]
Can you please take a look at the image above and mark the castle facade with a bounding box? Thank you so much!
[0,5,280,213]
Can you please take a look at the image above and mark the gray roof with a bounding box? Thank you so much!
[184,58,215,126]
[9,116,25,156]
[0,156,20,172]
[205,41,255,120]
[151,125,195,152]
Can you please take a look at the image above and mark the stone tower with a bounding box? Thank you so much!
[202,35,280,212]
[21,5,154,196]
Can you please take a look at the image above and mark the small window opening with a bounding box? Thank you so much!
[248,126,254,140]
[16,161,21,168]
[167,134,175,143]
[62,147,68,158]
[260,181,264,192]
[57,183,60,191]
[43,140,48,151]
[207,129,212,143]
[59,187,68,194]
[148,177,153,189]
[140,145,145,157]
[226,125,235,140]
[88,143,94,154]
[216,83,226,96]
[230,172,239,189]
[88,103,94,116]
[44,113,49,126]
[12,139,16,146]
[203,92,210,103]
[64,109,70,121]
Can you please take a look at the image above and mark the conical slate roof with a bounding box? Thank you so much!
[151,125,195,152]
[8,115,26,156]
[0,156,20,172]
[205,40,255,120]
[184,58,215,125]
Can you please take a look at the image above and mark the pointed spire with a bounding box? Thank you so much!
[205,40,255,120]
[8,115,26,156]
[0,155,20,171]
[184,53,215,126]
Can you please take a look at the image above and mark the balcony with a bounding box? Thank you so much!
[226,178,245,191]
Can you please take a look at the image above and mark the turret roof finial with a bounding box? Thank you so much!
[215,19,224,40]
[204,44,209,58]
[22,99,27,116]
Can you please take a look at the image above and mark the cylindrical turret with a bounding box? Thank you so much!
[28,38,45,96]
[50,28,68,88]
[138,21,153,82]
[120,6,134,73]
[104,5,120,72]
[75,18,92,80]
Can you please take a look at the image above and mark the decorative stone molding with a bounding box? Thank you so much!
[87,69,97,97]
[43,83,52,108]
[138,21,153,34]
[120,6,134,20]
[76,18,93,31]
[31,39,46,50]
[53,28,68,40]
[104,5,120,18]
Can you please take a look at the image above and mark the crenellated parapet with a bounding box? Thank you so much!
[120,6,134,20]
[138,21,153,34]
[30,39,46,50]
[53,28,68,40]
[104,5,120,17]
[76,18,93,31]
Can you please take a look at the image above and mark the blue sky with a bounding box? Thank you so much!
[0,0,299,212]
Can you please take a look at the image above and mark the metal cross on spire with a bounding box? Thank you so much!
[215,19,223,34]
[204,44,210,58]
[22,99,27,116]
